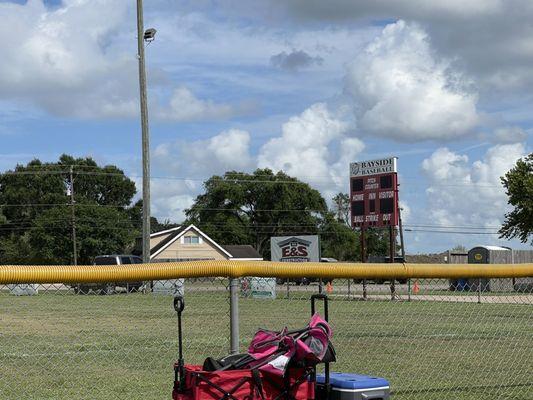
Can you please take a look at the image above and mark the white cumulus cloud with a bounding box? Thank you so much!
[258,103,365,203]
[155,87,248,122]
[421,143,527,229]
[491,126,528,144]
[150,128,253,220]
[345,20,479,141]
[0,0,138,118]
[258,103,355,182]
[154,128,252,177]
[0,1,246,122]
[150,104,367,221]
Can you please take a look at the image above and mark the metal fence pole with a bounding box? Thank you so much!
[478,278,482,304]
[229,278,240,354]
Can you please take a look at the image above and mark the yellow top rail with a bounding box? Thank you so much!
[1,260,532,284]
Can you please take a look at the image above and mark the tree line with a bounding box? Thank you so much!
[0,153,530,265]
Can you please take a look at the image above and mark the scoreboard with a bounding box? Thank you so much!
[350,157,399,229]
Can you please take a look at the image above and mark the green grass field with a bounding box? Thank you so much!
[1,288,532,399]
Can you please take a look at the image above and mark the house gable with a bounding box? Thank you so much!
[151,224,232,261]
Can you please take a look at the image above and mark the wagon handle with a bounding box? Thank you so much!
[174,296,185,314]
[173,295,185,392]
[311,293,328,321]
[310,294,330,398]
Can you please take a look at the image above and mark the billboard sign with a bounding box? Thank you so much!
[350,157,399,229]
[270,235,320,263]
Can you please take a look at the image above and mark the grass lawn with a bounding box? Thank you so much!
[0,287,532,399]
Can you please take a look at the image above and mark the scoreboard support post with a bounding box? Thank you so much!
[398,207,409,301]
[360,227,367,300]
[389,225,396,301]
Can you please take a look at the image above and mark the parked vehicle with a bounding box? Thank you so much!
[276,257,337,285]
[353,256,408,284]
[74,255,144,294]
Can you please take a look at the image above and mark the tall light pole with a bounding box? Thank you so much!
[69,165,77,266]
[136,0,155,265]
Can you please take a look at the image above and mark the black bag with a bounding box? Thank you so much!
[203,353,251,371]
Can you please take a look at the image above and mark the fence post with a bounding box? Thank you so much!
[229,278,240,354]
[477,278,482,304]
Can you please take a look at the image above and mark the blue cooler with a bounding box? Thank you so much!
[317,373,390,400]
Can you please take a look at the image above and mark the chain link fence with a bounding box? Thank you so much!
[1,276,532,399]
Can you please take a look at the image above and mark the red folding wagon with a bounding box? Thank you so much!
[172,294,335,400]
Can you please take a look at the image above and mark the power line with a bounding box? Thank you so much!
[0,203,506,229]
[5,163,124,170]
[0,217,504,234]
[0,225,367,236]
[404,229,500,235]
[1,164,502,185]
[1,169,503,188]
[0,205,504,231]
[0,203,132,208]
[404,224,500,230]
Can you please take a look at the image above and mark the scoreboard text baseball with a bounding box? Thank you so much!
[349,157,399,229]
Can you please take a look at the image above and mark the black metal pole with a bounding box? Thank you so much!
[389,225,396,300]
[398,208,408,300]
[361,228,367,300]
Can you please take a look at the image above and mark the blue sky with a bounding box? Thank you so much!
[0,0,532,253]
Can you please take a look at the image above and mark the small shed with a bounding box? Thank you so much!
[450,246,533,292]
[466,246,512,291]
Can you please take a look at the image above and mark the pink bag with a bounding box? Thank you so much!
[247,314,332,376]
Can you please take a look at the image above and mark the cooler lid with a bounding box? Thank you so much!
[317,373,389,389]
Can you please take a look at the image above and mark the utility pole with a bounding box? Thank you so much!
[137,0,151,265]
[69,166,77,265]
[337,195,343,222]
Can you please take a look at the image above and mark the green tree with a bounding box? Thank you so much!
[59,154,136,207]
[332,193,350,226]
[0,155,136,226]
[29,206,136,265]
[328,193,391,260]
[499,153,533,244]
[0,234,33,264]
[185,169,328,256]
[185,171,390,260]
[319,213,359,261]
[0,159,68,229]
[365,228,393,258]
[129,199,180,234]
[0,155,139,264]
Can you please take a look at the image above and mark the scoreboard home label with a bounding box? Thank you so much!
[350,157,399,229]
